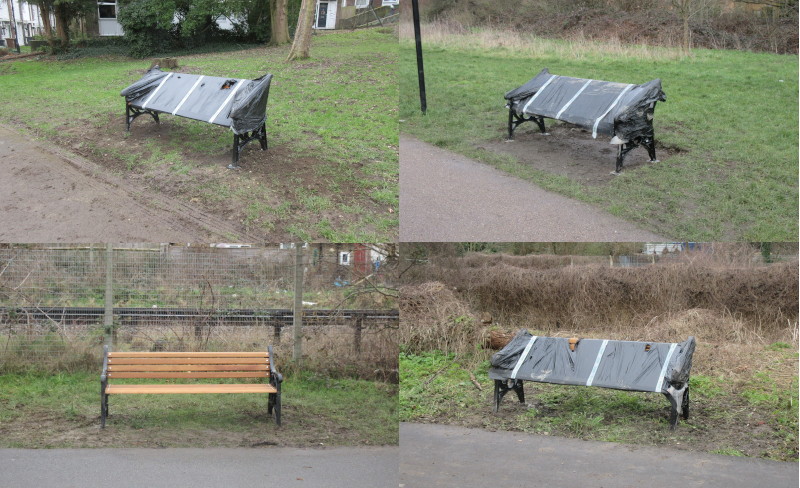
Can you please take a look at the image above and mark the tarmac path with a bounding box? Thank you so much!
[0,124,257,242]
[0,446,398,488]
[400,134,666,242]
[399,423,798,488]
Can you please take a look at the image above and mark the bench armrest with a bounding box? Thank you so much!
[267,345,282,386]
[100,345,109,383]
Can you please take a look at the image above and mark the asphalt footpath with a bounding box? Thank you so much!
[399,423,798,488]
[0,446,398,488]
[400,134,666,241]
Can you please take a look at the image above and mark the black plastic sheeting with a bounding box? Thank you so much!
[489,330,695,393]
[505,68,666,143]
[121,68,273,134]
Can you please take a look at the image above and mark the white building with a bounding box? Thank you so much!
[314,0,399,30]
[0,0,50,47]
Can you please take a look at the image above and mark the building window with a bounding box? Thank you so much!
[339,252,351,265]
[382,0,399,5]
[355,0,369,7]
[98,1,117,19]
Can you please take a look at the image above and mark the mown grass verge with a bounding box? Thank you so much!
[0,28,398,241]
[399,24,798,240]
[0,370,398,448]
[399,349,798,462]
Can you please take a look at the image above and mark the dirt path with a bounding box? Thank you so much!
[400,423,798,488]
[0,124,258,242]
[400,134,666,241]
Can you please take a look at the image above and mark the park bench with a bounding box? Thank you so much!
[100,346,282,428]
[121,67,274,169]
[489,331,695,429]
[504,68,666,174]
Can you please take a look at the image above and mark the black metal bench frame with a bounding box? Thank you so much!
[506,104,659,175]
[494,376,689,430]
[125,103,268,170]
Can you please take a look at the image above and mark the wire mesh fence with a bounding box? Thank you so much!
[0,244,398,378]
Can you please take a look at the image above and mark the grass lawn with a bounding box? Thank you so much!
[0,28,398,241]
[399,349,798,462]
[399,26,798,241]
[0,371,398,448]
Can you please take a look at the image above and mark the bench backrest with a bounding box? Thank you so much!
[121,68,273,133]
[105,351,272,380]
[489,331,695,393]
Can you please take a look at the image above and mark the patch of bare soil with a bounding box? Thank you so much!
[50,113,383,239]
[481,123,678,187]
[0,405,392,449]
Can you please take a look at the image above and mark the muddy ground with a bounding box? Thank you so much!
[0,123,247,241]
[481,122,678,186]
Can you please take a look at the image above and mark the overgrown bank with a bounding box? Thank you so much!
[404,0,799,54]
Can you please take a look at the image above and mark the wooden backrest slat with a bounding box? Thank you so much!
[109,357,268,365]
[109,372,267,379]
[108,364,268,372]
[108,352,267,358]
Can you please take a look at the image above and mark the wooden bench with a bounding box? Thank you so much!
[489,331,695,429]
[100,346,282,428]
[505,68,666,175]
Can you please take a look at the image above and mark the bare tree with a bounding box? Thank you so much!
[671,0,715,54]
[286,0,315,61]
[269,0,290,46]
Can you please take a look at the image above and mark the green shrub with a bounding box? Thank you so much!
[117,0,176,58]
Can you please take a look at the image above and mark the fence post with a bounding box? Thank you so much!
[609,254,614,268]
[293,244,304,364]
[354,315,363,354]
[104,244,114,347]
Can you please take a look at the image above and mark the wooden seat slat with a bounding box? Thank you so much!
[109,371,267,379]
[106,384,277,394]
[108,352,267,358]
[109,357,268,365]
[108,364,269,372]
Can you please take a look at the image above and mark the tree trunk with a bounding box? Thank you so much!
[39,2,53,39]
[54,2,69,47]
[682,13,690,54]
[269,0,290,46]
[286,0,315,61]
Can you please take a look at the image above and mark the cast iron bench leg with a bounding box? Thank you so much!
[229,134,241,169]
[663,384,688,430]
[259,123,268,150]
[613,141,638,175]
[507,108,548,140]
[125,104,160,132]
[493,379,525,412]
[100,383,107,429]
[644,136,658,163]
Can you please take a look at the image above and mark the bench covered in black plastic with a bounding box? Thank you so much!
[121,67,273,169]
[489,330,695,429]
[505,69,666,174]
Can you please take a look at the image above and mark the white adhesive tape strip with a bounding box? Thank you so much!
[510,336,538,380]
[586,339,609,386]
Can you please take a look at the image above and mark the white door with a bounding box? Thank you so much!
[315,1,337,30]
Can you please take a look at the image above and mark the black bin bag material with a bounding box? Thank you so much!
[505,68,666,143]
[121,68,273,134]
[489,330,695,393]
